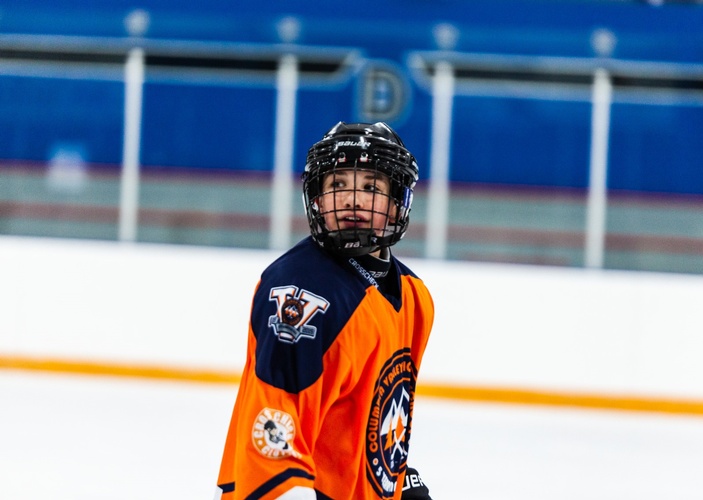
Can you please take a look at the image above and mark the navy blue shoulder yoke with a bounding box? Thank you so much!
[251,237,371,393]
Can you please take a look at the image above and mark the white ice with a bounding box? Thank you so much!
[1,371,702,499]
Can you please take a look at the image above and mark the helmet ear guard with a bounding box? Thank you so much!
[302,122,419,257]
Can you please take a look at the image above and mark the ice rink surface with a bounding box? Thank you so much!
[2,371,703,500]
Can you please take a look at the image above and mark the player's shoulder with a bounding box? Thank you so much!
[264,236,329,275]
[393,255,421,280]
[261,237,367,298]
[254,237,369,342]
[393,256,433,306]
[250,238,369,393]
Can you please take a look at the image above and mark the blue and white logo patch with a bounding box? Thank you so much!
[268,285,330,343]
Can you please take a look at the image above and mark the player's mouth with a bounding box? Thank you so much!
[338,214,369,229]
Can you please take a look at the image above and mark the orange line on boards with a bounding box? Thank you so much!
[2,354,703,417]
[0,355,240,385]
[416,382,703,417]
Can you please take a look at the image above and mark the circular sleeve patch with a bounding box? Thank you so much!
[252,407,301,459]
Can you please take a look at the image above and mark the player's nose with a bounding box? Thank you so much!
[340,188,362,208]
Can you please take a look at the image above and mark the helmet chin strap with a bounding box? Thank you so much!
[324,228,379,257]
[377,246,391,261]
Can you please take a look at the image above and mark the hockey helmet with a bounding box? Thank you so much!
[302,122,418,256]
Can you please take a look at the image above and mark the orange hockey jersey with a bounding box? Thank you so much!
[216,237,434,499]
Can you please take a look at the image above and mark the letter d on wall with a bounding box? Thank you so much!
[358,62,409,123]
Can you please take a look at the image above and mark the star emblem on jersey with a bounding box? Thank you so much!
[251,407,301,459]
[366,348,418,498]
[268,285,330,343]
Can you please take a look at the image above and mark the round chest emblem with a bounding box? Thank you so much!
[365,348,417,498]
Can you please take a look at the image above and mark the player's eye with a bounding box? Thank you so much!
[324,178,345,191]
[366,178,390,194]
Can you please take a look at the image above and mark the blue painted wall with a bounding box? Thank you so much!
[0,1,702,194]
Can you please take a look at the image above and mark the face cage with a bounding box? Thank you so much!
[303,161,413,257]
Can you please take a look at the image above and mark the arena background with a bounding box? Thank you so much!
[0,0,702,271]
[1,1,703,498]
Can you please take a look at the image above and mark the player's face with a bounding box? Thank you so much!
[318,168,395,244]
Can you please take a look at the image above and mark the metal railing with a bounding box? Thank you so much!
[2,26,703,270]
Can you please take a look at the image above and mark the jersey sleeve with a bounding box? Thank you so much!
[217,252,363,499]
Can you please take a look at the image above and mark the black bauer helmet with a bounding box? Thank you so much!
[302,121,419,257]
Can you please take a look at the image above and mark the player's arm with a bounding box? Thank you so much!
[217,334,322,498]
[218,278,341,498]
[220,261,359,499]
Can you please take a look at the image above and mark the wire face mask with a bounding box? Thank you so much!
[317,166,395,254]
[302,122,418,257]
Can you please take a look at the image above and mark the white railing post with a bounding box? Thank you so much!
[585,67,613,269]
[425,60,454,260]
[118,47,145,243]
[269,53,299,251]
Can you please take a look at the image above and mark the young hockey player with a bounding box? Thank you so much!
[216,121,434,499]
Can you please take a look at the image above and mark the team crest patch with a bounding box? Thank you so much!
[251,407,301,459]
[268,285,330,343]
[366,349,417,498]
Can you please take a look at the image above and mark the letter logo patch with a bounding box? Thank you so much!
[366,349,417,498]
[251,407,300,459]
[268,285,330,343]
